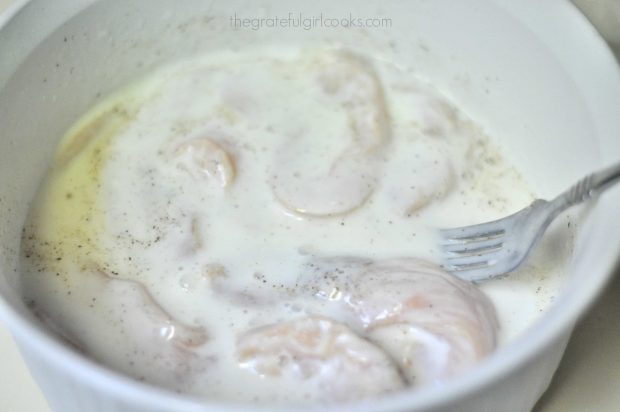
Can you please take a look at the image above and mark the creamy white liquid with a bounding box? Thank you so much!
[20,47,571,405]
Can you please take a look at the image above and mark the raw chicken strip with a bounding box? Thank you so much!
[272,51,390,217]
[237,316,405,402]
[301,257,498,385]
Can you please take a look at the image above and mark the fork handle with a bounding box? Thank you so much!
[551,161,620,211]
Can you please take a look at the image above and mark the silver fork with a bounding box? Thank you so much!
[439,161,620,282]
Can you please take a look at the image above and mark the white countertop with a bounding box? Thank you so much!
[1,1,619,411]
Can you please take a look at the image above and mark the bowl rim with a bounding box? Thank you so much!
[1,0,620,411]
[0,0,27,27]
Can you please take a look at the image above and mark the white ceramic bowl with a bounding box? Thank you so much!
[1,1,619,411]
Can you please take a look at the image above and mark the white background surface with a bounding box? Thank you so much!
[0,1,618,411]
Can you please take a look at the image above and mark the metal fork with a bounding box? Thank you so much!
[439,161,620,282]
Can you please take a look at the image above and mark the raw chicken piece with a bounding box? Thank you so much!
[301,257,498,385]
[172,137,236,187]
[25,268,210,391]
[237,316,405,402]
[272,51,390,217]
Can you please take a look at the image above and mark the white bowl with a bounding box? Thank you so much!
[1,1,619,411]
